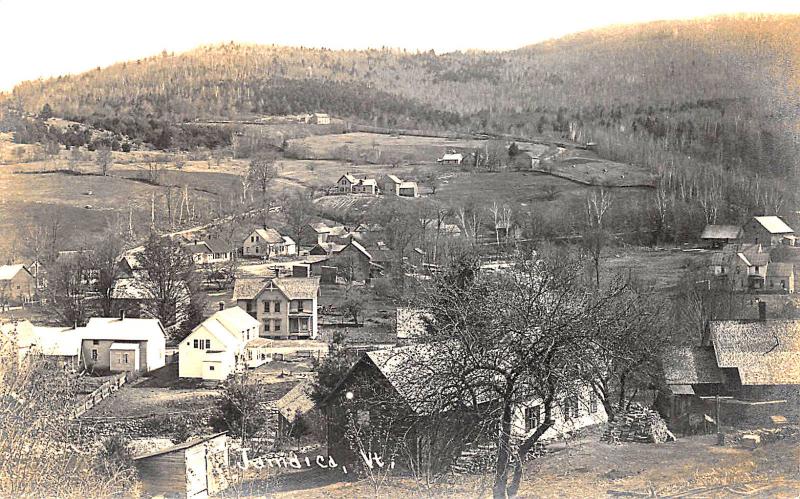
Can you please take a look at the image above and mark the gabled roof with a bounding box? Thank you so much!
[700,225,741,240]
[233,277,320,301]
[282,235,296,246]
[440,153,463,161]
[399,181,417,189]
[204,239,231,254]
[710,320,800,385]
[662,346,723,385]
[747,252,769,267]
[347,240,372,260]
[339,174,358,184]
[185,242,212,255]
[81,317,166,342]
[252,228,284,244]
[188,307,261,350]
[386,174,402,184]
[275,382,316,423]
[359,179,378,187]
[0,264,30,281]
[753,216,794,234]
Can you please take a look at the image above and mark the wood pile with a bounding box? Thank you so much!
[602,405,670,444]
[724,425,799,447]
[451,441,547,475]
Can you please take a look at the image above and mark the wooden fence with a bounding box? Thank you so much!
[71,372,127,419]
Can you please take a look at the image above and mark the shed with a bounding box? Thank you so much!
[133,432,229,498]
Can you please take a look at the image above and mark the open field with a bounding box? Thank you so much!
[288,132,550,164]
[546,153,656,187]
[233,433,800,498]
[602,247,707,291]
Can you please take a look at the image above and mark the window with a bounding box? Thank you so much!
[525,405,541,431]
[274,301,281,313]
[193,339,199,349]
[209,365,215,371]
[123,353,129,364]
[205,339,211,349]
[274,319,281,331]
[295,300,304,312]
[91,349,98,361]
[770,280,774,288]
[255,246,260,254]
[781,280,786,289]
[755,266,760,273]
[92,340,100,345]
[264,301,270,313]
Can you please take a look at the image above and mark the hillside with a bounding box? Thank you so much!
[1,14,798,231]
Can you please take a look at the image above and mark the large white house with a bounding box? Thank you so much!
[243,228,297,258]
[179,306,262,380]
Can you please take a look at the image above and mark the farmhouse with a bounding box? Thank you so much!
[438,153,463,165]
[700,224,742,249]
[335,173,379,195]
[233,276,320,339]
[0,264,35,304]
[660,304,800,428]
[385,174,419,198]
[79,315,166,374]
[243,228,297,258]
[740,216,795,247]
[133,432,229,498]
[179,306,262,380]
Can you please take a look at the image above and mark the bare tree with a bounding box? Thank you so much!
[137,233,194,331]
[415,250,648,498]
[95,147,113,176]
[45,254,93,327]
[91,233,124,316]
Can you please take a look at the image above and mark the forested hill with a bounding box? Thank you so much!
[3,14,799,175]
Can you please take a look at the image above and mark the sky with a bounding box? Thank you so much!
[1,0,799,91]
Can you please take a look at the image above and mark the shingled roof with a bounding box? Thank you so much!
[700,225,741,240]
[253,228,284,244]
[275,382,316,423]
[662,346,723,385]
[709,319,800,385]
[233,276,320,301]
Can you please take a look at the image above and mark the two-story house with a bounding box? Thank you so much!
[185,240,233,266]
[233,276,321,339]
[335,174,379,195]
[242,228,297,258]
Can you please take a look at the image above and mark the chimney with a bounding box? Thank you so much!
[120,309,126,321]
[758,301,767,321]
[218,301,225,311]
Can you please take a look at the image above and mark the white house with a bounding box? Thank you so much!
[438,153,463,165]
[511,383,608,441]
[179,306,262,380]
[335,174,379,195]
[243,228,297,258]
[80,316,167,373]
[0,320,81,367]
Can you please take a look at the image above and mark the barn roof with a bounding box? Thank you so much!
[662,346,723,385]
[753,216,794,234]
[700,225,741,240]
[710,319,800,385]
